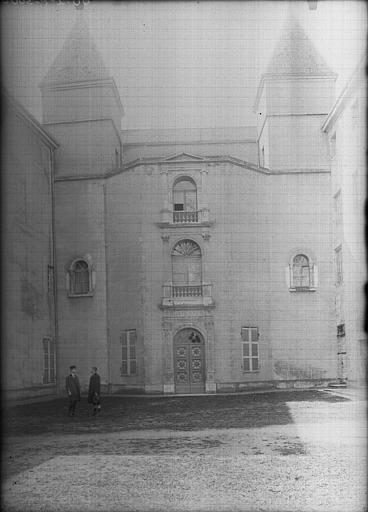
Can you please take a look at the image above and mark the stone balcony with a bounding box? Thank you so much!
[157,208,214,228]
[161,283,215,309]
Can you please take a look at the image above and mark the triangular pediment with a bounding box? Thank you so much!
[163,152,205,162]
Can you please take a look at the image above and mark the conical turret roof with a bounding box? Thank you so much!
[265,16,335,77]
[41,16,111,87]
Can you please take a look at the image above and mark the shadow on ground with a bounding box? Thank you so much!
[3,390,349,436]
[2,390,352,482]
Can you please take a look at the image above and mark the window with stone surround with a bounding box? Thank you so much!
[43,337,56,384]
[287,253,317,292]
[241,327,259,372]
[67,257,94,297]
[121,330,137,376]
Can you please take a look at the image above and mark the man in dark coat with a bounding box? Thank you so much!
[88,367,101,415]
[65,365,81,417]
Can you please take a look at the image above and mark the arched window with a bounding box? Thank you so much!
[68,258,94,296]
[292,254,311,289]
[172,178,198,222]
[171,239,202,296]
[286,252,317,291]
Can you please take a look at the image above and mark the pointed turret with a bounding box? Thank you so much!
[41,17,111,87]
[265,17,335,77]
[254,16,336,172]
[39,15,123,177]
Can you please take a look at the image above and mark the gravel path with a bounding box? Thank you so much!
[2,394,366,512]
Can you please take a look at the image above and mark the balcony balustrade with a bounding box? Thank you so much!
[161,283,214,308]
[172,284,202,297]
[173,210,199,223]
[159,208,212,227]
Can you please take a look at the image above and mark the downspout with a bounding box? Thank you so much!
[49,146,59,395]
[103,182,112,393]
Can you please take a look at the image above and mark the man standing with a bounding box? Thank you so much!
[65,365,81,417]
[88,367,101,415]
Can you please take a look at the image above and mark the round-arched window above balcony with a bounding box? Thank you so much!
[173,178,197,213]
[171,239,202,290]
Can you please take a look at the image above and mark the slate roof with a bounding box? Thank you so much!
[265,16,335,77]
[40,16,111,87]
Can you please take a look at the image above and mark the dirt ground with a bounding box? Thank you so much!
[2,390,367,512]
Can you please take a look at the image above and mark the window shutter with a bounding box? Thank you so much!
[250,328,258,342]
[128,330,137,375]
[49,338,55,382]
[241,327,259,372]
[43,338,49,384]
[121,332,128,375]
[241,327,249,342]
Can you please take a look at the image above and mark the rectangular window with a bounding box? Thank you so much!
[43,337,56,384]
[121,330,137,376]
[335,245,343,285]
[241,327,259,372]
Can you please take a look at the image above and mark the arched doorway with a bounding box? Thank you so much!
[174,328,205,394]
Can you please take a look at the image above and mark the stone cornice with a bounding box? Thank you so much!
[123,138,257,148]
[253,72,337,113]
[43,117,122,145]
[54,156,331,182]
[269,167,330,175]
[256,112,330,143]
[55,174,108,182]
[40,78,124,117]
[117,155,269,175]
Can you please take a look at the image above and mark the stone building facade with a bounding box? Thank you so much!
[2,17,365,399]
[2,89,58,400]
[322,59,367,386]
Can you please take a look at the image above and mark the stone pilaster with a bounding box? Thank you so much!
[162,319,175,393]
[205,317,216,392]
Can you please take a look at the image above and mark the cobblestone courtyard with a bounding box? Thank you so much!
[2,390,367,511]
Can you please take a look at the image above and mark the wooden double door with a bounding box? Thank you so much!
[174,328,205,394]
